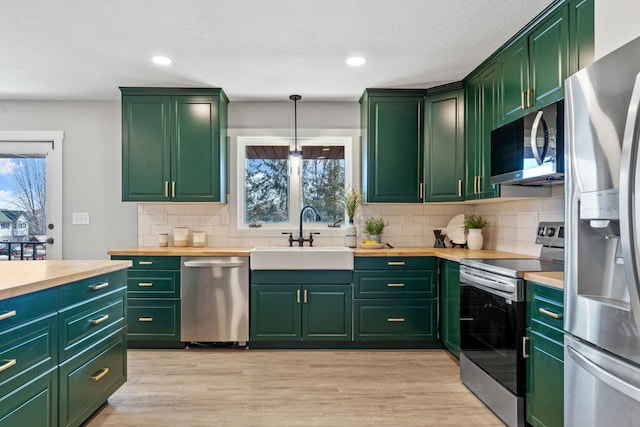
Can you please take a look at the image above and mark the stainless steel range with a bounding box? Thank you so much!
[459,221,564,427]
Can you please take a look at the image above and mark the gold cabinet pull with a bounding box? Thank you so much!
[138,282,153,287]
[90,282,109,291]
[387,283,405,287]
[387,261,406,266]
[172,181,176,198]
[387,318,405,322]
[527,88,533,108]
[90,367,110,382]
[297,289,301,304]
[473,176,478,194]
[138,261,153,265]
[164,181,169,198]
[539,308,562,319]
[0,310,17,321]
[419,182,424,199]
[521,90,526,110]
[90,314,109,325]
[477,175,482,193]
[523,336,530,358]
[458,179,462,197]
[138,317,154,322]
[0,359,17,372]
[304,289,308,303]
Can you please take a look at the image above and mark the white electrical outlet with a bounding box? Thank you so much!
[153,213,168,224]
[72,212,90,225]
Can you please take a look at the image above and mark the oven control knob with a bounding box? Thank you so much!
[537,227,545,236]
[545,227,555,237]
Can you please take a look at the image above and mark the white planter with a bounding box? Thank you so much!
[345,221,357,248]
[467,228,484,250]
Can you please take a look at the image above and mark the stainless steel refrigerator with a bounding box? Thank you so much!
[565,35,640,425]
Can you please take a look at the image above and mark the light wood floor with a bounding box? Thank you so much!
[86,348,503,427]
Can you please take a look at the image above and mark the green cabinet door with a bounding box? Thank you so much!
[250,284,301,341]
[0,368,57,427]
[570,0,594,73]
[361,90,425,203]
[172,96,223,202]
[525,330,564,427]
[303,285,352,341]
[121,95,171,201]
[425,85,465,202]
[121,88,228,202]
[499,38,529,124]
[478,64,500,199]
[464,75,481,199]
[440,260,460,358]
[529,7,569,108]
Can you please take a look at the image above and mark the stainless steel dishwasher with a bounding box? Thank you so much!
[180,256,249,344]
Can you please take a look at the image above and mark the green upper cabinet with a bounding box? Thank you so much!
[570,0,594,73]
[465,62,500,200]
[424,84,465,202]
[499,7,569,125]
[360,89,425,203]
[121,88,228,202]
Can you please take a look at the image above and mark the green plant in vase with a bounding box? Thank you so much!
[464,215,489,250]
[364,217,386,243]
[336,187,363,248]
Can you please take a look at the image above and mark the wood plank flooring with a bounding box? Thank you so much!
[86,348,503,426]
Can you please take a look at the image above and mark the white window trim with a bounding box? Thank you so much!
[229,128,359,238]
[0,131,63,259]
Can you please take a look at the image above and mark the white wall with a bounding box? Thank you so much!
[0,101,137,259]
[595,0,640,58]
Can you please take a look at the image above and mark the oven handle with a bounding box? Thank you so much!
[460,269,517,295]
[461,280,517,301]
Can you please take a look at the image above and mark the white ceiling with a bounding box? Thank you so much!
[1,0,555,102]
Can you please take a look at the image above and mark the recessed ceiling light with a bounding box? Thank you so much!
[346,56,366,66]
[152,56,172,66]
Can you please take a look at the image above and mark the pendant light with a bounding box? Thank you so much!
[289,94,303,159]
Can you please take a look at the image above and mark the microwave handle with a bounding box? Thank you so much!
[530,110,549,166]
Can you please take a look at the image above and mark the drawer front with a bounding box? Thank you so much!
[0,368,57,427]
[354,299,436,341]
[528,282,564,333]
[127,300,180,341]
[354,271,436,298]
[58,270,127,309]
[59,331,126,427]
[0,287,56,334]
[0,314,56,394]
[59,290,126,361]
[354,256,437,270]
[127,270,179,298]
[112,255,180,270]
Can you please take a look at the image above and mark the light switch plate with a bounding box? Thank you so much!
[72,212,90,225]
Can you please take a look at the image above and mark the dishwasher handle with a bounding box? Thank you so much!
[183,260,245,268]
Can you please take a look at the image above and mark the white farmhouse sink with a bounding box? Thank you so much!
[250,247,354,270]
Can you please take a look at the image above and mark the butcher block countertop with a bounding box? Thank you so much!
[524,271,564,290]
[108,247,252,257]
[0,260,132,301]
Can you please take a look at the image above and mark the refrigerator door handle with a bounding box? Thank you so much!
[567,344,640,401]
[619,72,640,325]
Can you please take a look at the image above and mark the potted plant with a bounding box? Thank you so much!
[336,187,363,247]
[464,215,489,250]
[364,217,386,243]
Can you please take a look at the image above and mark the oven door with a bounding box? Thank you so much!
[460,281,526,396]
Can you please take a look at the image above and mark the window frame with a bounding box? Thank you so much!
[233,132,354,236]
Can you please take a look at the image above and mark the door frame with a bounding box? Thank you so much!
[0,130,64,259]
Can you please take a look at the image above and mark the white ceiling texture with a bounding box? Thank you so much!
[0,0,555,101]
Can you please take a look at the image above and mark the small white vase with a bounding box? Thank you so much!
[345,220,357,248]
[467,228,483,250]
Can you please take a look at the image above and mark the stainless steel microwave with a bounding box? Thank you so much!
[490,100,564,185]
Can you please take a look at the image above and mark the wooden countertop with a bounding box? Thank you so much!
[0,260,132,301]
[108,247,252,257]
[524,271,564,290]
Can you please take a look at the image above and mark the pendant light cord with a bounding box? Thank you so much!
[290,94,302,155]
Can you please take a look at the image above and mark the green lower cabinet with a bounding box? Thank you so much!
[250,284,352,342]
[354,299,435,341]
[525,330,564,427]
[440,260,460,358]
[526,281,564,427]
[0,368,57,427]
